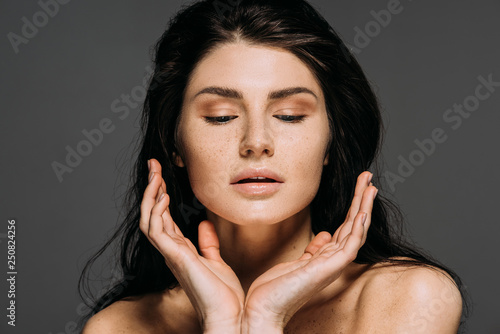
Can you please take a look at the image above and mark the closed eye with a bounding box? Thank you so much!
[204,116,238,124]
[274,115,306,123]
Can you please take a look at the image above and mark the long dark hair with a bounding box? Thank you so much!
[79,0,470,329]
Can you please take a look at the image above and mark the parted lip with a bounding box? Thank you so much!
[230,168,284,184]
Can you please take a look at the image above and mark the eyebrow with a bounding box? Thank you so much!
[192,86,318,101]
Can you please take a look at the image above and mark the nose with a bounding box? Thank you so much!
[239,115,274,158]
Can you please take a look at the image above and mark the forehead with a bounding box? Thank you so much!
[184,42,323,100]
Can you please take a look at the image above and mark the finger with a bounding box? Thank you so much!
[149,158,162,173]
[357,185,377,231]
[338,184,377,248]
[156,192,177,235]
[149,159,167,201]
[146,192,171,251]
[340,211,367,262]
[348,172,373,219]
[162,209,185,237]
[148,195,196,264]
[198,220,223,262]
[333,172,372,244]
[156,176,167,202]
[139,171,164,234]
[149,159,181,236]
[161,178,167,200]
[300,232,331,260]
[340,185,377,256]
[149,158,169,215]
[359,186,378,244]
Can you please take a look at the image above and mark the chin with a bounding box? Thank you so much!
[206,200,309,227]
[197,184,317,226]
[226,214,284,226]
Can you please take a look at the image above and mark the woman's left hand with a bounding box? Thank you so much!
[242,171,377,334]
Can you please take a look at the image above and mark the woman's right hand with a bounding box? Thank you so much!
[140,159,244,333]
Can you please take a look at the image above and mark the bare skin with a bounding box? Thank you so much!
[83,250,462,333]
[83,43,462,333]
[83,163,462,333]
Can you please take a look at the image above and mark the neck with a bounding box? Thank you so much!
[207,207,314,293]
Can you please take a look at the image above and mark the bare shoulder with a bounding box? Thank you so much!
[81,287,199,334]
[355,258,463,333]
[82,300,142,334]
[81,295,157,334]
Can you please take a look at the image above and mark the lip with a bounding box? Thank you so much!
[230,168,284,196]
[230,168,284,184]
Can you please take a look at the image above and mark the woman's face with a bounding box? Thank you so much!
[176,42,330,225]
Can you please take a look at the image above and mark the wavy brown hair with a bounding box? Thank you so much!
[79,0,470,331]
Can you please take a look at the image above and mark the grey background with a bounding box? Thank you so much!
[1,0,499,333]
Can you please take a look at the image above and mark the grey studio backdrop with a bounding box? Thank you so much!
[0,0,499,333]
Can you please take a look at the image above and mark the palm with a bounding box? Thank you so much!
[244,235,345,324]
[165,230,244,310]
[140,159,244,328]
[243,172,377,328]
[143,160,376,332]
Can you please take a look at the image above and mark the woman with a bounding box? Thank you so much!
[80,0,468,332]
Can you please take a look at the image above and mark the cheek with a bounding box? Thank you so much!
[287,127,329,178]
[180,129,236,204]
[289,141,326,197]
[276,126,330,210]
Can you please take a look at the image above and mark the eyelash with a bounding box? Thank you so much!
[274,115,305,123]
[203,115,306,125]
[204,116,238,124]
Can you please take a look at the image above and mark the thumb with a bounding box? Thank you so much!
[198,220,223,262]
[300,231,331,260]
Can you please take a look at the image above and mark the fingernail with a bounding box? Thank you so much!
[368,172,373,184]
[362,212,367,225]
[373,188,379,199]
[147,159,151,171]
[149,172,154,183]
[159,193,165,202]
